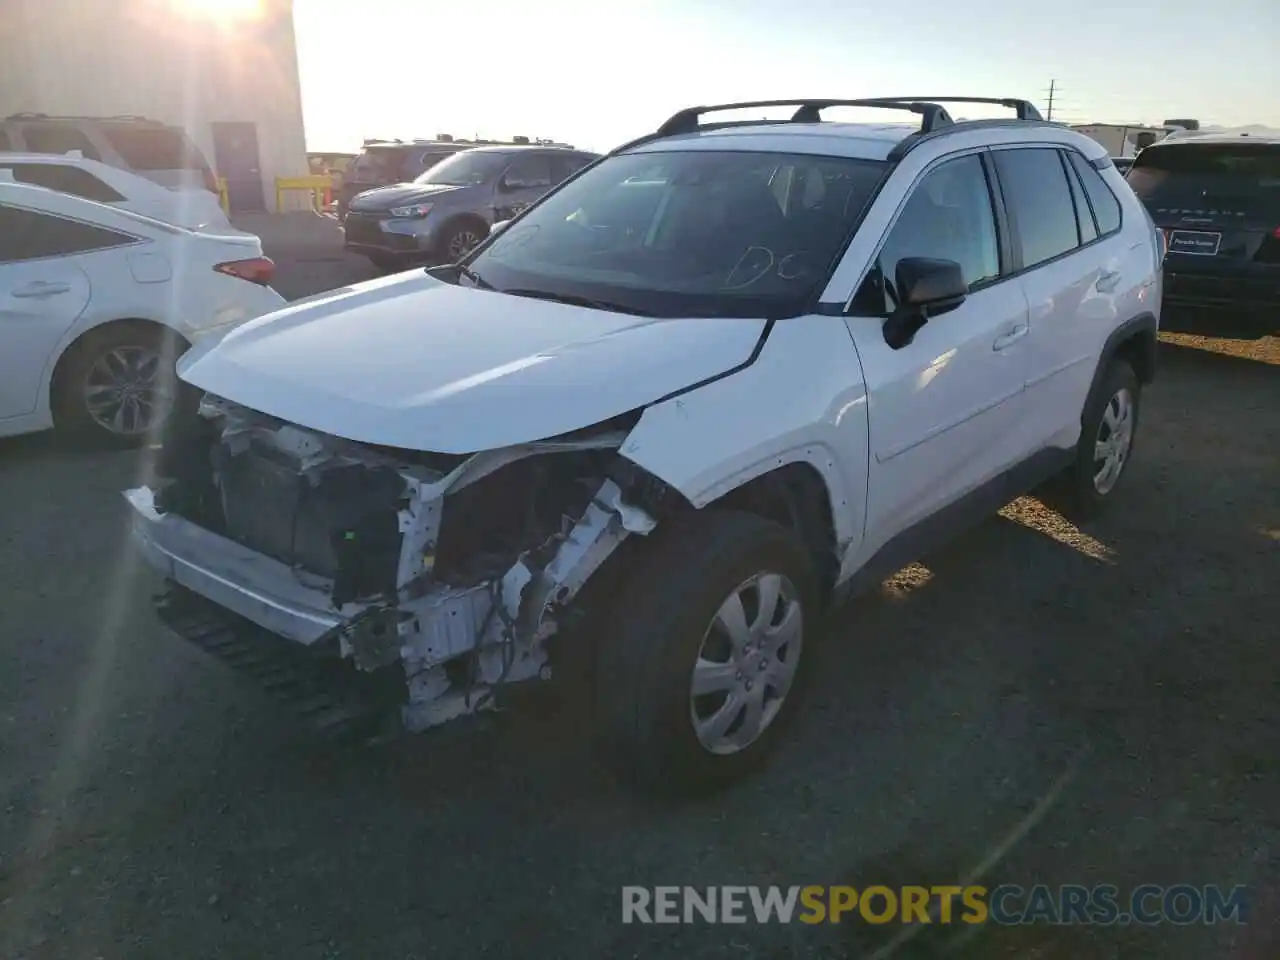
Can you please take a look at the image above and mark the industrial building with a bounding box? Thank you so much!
[0,0,311,211]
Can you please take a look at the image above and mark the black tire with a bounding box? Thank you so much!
[438,220,487,262]
[593,510,820,797]
[1043,359,1141,521]
[53,321,193,447]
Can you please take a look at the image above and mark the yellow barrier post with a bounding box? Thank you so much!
[216,177,230,214]
[274,175,334,212]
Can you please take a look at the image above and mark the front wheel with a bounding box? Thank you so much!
[440,221,486,262]
[593,510,820,796]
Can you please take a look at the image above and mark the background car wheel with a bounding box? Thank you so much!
[593,510,820,797]
[440,221,486,262]
[1044,359,1141,521]
[53,321,192,447]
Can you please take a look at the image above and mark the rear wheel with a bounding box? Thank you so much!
[593,510,819,796]
[1044,359,1141,520]
[53,322,191,446]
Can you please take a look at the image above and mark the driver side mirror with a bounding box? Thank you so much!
[490,219,511,236]
[882,257,968,350]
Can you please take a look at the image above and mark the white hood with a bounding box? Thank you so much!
[176,270,767,453]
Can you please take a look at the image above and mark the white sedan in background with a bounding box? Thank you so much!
[0,151,234,231]
[0,181,286,444]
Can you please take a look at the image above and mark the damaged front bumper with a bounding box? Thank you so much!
[126,399,659,733]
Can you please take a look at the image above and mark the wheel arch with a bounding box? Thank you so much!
[1081,311,1157,428]
[439,211,490,242]
[48,316,190,422]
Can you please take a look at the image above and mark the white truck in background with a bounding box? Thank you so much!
[1070,123,1180,158]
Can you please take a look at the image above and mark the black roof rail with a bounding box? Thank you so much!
[886,117,1065,161]
[655,98,956,137]
[860,96,1043,122]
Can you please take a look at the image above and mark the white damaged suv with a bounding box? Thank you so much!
[127,97,1163,794]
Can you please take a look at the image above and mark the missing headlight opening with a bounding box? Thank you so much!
[131,395,665,734]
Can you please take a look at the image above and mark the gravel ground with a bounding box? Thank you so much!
[1,221,1276,959]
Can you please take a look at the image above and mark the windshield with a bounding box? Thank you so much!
[466,149,889,318]
[416,151,509,186]
[1128,143,1280,214]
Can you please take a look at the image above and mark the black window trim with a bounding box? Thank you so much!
[844,146,1013,318]
[1058,149,1093,247]
[0,201,147,265]
[1064,148,1124,240]
[986,143,1124,279]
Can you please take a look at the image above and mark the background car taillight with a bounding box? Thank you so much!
[214,257,275,286]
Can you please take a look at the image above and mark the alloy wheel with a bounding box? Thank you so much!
[82,345,174,437]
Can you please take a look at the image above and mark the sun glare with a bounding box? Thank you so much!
[175,0,266,19]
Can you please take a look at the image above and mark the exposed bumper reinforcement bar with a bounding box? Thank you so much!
[125,486,363,646]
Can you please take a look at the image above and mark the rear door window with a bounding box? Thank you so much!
[551,154,594,181]
[993,147,1082,268]
[502,153,554,188]
[100,125,209,172]
[0,163,127,203]
[0,205,137,262]
[20,124,102,161]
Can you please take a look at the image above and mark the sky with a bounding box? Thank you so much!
[291,0,1279,154]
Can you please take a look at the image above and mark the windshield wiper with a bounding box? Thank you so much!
[502,288,654,317]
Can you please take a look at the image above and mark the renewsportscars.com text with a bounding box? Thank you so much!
[621,884,1250,926]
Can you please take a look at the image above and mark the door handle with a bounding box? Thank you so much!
[11,281,71,299]
[992,322,1029,352]
[1096,270,1121,293]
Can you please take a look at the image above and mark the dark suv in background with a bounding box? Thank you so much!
[336,135,579,219]
[1128,131,1280,337]
[337,139,467,219]
[343,144,599,271]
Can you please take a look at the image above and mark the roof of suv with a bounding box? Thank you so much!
[616,97,1108,164]
[455,144,595,155]
[1149,129,1280,148]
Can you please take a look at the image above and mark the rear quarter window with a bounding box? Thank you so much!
[0,205,138,262]
[0,163,127,203]
[100,125,210,172]
[1067,152,1123,235]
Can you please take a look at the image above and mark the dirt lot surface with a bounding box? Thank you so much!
[1,221,1276,958]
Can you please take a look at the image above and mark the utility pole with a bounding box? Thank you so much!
[1046,79,1057,121]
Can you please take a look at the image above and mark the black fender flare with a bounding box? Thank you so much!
[1080,312,1157,426]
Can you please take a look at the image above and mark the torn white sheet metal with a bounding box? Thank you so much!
[132,405,657,734]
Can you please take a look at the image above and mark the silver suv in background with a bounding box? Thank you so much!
[0,113,219,194]
[343,144,599,270]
